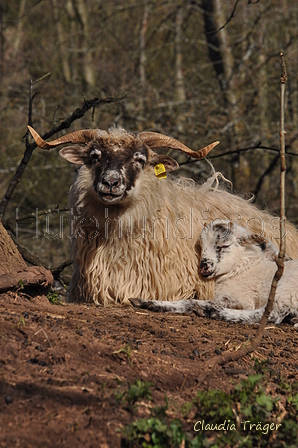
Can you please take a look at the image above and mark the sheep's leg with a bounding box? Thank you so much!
[199,305,267,324]
[129,298,198,313]
[129,299,267,324]
[129,298,295,325]
[129,298,249,315]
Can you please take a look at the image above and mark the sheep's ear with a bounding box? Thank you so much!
[149,154,179,172]
[59,146,89,165]
[238,234,267,247]
[212,220,233,233]
[211,220,234,240]
[238,235,278,258]
[238,233,292,260]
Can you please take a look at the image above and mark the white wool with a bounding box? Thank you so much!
[130,221,298,325]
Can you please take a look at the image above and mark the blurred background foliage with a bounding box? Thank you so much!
[0,0,298,270]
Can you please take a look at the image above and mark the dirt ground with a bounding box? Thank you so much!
[0,292,298,448]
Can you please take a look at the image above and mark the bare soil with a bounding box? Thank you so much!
[0,292,298,447]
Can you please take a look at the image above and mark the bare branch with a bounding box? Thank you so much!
[197,53,288,374]
[206,0,241,35]
[51,259,73,278]
[14,207,69,223]
[178,143,298,168]
[32,72,51,86]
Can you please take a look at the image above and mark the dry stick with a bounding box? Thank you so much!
[179,144,298,165]
[8,207,69,224]
[206,0,241,35]
[199,53,287,372]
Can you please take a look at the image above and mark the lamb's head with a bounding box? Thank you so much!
[197,220,282,279]
[197,220,239,279]
[28,126,219,205]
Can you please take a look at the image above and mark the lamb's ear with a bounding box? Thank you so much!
[212,220,234,240]
[238,234,292,261]
[238,234,267,248]
[59,146,89,165]
[149,154,179,172]
[238,235,278,258]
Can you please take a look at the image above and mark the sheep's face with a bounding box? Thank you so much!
[88,138,150,204]
[198,222,241,278]
[59,130,178,205]
[197,220,280,279]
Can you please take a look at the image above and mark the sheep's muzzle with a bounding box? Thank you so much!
[199,259,215,278]
[95,170,126,204]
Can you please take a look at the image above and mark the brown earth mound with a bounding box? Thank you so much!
[0,293,297,447]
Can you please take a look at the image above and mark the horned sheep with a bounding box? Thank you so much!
[28,126,298,306]
[131,220,298,326]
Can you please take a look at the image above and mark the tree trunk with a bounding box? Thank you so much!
[0,221,53,293]
[51,0,72,84]
[72,0,96,90]
[175,6,186,104]
[174,6,186,131]
[0,220,26,276]
[202,0,250,192]
[139,2,150,117]
[13,0,27,56]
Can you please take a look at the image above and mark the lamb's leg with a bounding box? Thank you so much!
[129,298,294,325]
[129,298,270,324]
[129,298,198,313]
[129,298,233,315]
[200,305,266,324]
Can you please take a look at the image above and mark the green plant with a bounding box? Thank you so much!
[113,344,132,357]
[47,290,61,305]
[113,343,133,366]
[121,416,192,448]
[116,379,153,411]
[121,373,298,448]
[17,315,25,327]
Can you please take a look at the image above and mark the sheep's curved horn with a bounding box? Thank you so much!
[27,126,99,149]
[140,132,219,160]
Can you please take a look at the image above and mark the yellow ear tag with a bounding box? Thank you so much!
[154,163,167,179]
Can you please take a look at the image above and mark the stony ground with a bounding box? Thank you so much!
[0,292,297,447]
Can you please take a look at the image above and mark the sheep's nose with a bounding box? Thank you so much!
[102,171,122,188]
[200,258,210,269]
[199,258,213,276]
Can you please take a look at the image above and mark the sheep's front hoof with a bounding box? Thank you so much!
[193,307,206,318]
[129,298,144,308]
[129,298,161,312]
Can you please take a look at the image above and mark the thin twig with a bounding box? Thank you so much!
[10,207,69,223]
[32,72,51,86]
[51,259,73,278]
[206,0,241,35]
[179,144,298,167]
[198,53,287,373]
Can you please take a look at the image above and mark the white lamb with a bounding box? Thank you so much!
[130,220,298,325]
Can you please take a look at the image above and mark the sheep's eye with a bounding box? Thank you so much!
[218,244,231,251]
[133,152,147,167]
[90,148,102,163]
